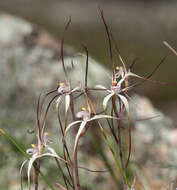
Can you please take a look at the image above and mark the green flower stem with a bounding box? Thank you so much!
[98,125,131,188]
[0,128,55,190]
[95,140,120,186]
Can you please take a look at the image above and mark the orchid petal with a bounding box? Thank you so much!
[95,85,107,90]
[126,72,142,79]
[56,96,62,109]
[88,114,120,121]
[118,94,129,114]
[36,153,65,161]
[76,110,90,120]
[88,103,91,113]
[46,145,57,155]
[117,71,142,87]
[26,148,35,155]
[65,94,70,114]
[116,66,124,78]
[103,92,115,110]
[71,86,80,92]
[27,156,37,189]
[74,121,87,152]
[27,151,67,186]
[121,85,132,92]
[20,160,27,176]
[73,115,122,152]
[20,160,28,190]
[46,146,67,163]
[117,77,125,86]
[64,120,82,139]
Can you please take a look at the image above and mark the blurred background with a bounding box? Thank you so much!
[0,0,177,189]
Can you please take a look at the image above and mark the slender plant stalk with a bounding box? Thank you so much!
[93,130,121,187]
[97,124,131,188]
[55,157,71,189]
[60,16,71,81]
[112,96,125,171]
[99,8,115,76]
[34,159,40,190]
[41,94,59,135]
[163,41,177,56]
[82,44,89,92]
[130,56,167,89]
[112,96,128,190]
[73,144,81,190]
[57,106,74,187]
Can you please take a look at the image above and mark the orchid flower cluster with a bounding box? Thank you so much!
[20,10,166,190]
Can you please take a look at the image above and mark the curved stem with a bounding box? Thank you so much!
[73,142,81,190]
[41,94,60,135]
[112,96,125,171]
[60,17,71,81]
[57,105,74,187]
[34,159,40,190]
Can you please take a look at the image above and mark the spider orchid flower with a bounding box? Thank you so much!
[57,82,70,94]
[56,82,80,114]
[115,66,142,86]
[96,66,142,114]
[21,132,66,189]
[64,106,119,153]
[115,66,125,79]
[95,78,129,114]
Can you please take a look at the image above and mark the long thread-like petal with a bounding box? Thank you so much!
[89,114,120,121]
[65,94,70,115]
[103,92,115,110]
[64,120,82,139]
[74,121,87,152]
[71,86,81,92]
[118,94,129,114]
[56,96,63,110]
[20,160,28,190]
[27,152,67,189]
[95,85,107,90]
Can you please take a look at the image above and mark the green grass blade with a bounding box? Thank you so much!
[98,125,131,188]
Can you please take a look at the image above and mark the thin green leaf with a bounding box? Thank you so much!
[0,128,29,159]
[99,125,131,188]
